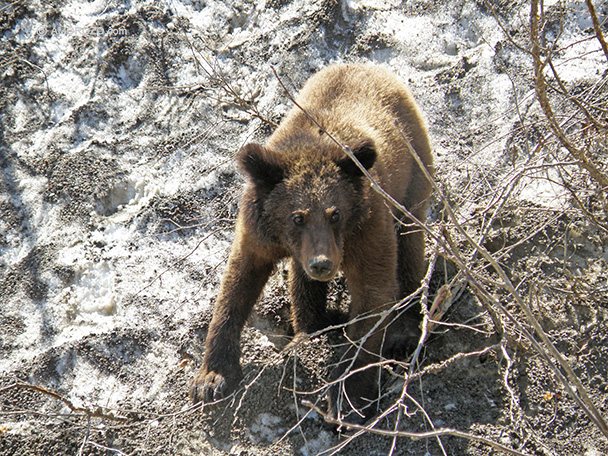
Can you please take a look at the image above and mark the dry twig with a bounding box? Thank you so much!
[585,0,608,62]
[302,400,532,456]
[0,383,128,422]
[530,0,608,191]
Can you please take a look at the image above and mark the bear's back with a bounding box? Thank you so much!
[268,64,432,204]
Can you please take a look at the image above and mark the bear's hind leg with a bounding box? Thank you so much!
[396,217,426,297]
[383,218,426,360]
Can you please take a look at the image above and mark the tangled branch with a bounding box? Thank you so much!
[530,0,608,191]
[302,399,531,456]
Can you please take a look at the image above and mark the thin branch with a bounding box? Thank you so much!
[0,383,128,422]
[530,0,608,190]
[585,0,608,63]
[302,400,532,456]
[181,32,277,128]
[403,344,503,381]
[16,58,52,99]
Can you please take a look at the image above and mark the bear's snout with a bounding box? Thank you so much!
[308,256,334,280]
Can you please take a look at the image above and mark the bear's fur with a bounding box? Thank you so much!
[190,64,433,416]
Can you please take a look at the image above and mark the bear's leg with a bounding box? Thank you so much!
[190,226,275,404]
[395,151,432,296]
[384,210,428,360]
[328,224,399,418]
[396,211,426,297]
[286,258,329,348]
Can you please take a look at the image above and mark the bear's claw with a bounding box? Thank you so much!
[190,370,236,404]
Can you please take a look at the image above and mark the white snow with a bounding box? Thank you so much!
[248,413,285,444]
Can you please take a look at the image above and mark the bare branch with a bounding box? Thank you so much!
[0,383,129,422]
[585,0,608,63]
[530,0,608,190]
[302,400,532,456]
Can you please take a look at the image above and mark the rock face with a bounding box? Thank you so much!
[1,1,607,455]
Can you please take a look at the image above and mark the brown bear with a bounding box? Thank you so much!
[190,63,433,417]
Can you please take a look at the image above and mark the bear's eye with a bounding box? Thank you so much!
[292,213,305,226]
[329,210,341,224]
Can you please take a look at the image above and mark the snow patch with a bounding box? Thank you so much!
[247,413,285,444]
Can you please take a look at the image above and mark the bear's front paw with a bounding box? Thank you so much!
[189,368,241,404]
[383,313,422,360]
[326,366,378,423]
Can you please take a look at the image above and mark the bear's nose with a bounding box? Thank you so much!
[308,257,334,278]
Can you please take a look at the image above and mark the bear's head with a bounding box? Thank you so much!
[237,136,376,282]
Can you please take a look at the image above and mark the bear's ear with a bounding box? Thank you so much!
[336,139,377,177]
[237,143,285,188]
